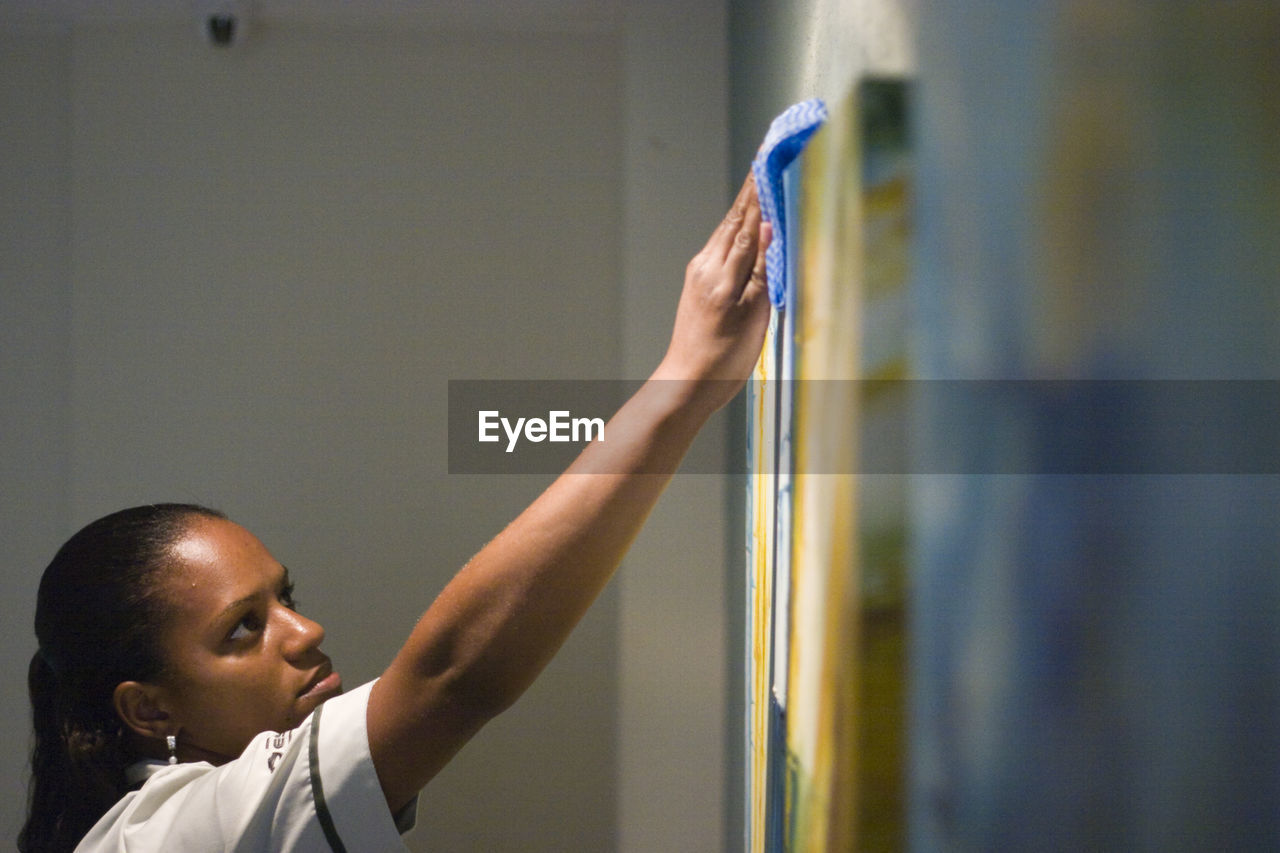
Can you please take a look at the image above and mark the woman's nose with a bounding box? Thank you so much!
[278,606,326,660]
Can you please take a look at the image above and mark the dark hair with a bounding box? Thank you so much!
[19,503,227,853]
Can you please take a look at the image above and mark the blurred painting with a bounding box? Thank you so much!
[746,78,911,852]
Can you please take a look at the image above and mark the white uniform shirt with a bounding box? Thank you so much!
[76,681,416,852]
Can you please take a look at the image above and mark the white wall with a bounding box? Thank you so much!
[1,6,733,850]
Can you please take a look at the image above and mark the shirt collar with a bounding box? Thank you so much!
[124,759,170,788]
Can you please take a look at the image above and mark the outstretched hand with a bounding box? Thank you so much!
[654,173,773,412]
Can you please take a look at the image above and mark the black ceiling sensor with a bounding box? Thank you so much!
[207,13,237,46]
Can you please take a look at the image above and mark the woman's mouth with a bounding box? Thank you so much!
[299,669,343,701]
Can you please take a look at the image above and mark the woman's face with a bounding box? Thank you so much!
[152,516,343,763]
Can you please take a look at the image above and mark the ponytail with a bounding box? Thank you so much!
[21,650,65,853]
[20,650,128,853]
[20,503,226,853]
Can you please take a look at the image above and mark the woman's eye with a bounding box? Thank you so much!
[279,581,297,610]
[227,614,263,642]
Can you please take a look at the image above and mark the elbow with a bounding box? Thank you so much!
[436,664,529,721]
[401,653,527,728]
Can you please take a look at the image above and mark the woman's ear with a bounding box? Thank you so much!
[113,681,173,739]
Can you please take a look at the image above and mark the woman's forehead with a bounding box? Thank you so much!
[164,518,282,601]
[172,517,264,562]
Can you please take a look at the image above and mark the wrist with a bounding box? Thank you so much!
[650,357,745,420]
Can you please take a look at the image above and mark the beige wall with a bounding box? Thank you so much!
[619,9,731,852]
[1,5,732,850]
[0,18,75,848]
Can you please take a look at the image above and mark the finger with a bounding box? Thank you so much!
[744,221,771,298]
[707,173,758,260]
[724,185,763,291]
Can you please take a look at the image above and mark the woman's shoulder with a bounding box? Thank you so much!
[75,681,411,852]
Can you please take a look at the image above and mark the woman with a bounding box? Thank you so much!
[21,176,771,852]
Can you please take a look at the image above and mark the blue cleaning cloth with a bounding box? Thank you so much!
[751,99,828,307]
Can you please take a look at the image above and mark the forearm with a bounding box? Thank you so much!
[395,376,709,712]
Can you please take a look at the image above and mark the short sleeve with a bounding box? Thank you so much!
[308,680,419,849]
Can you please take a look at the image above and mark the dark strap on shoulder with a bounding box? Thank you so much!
[309,702,348,853]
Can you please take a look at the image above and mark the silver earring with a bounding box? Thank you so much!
[166,734,178,765]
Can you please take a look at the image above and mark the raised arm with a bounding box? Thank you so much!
[367,175,772,812]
